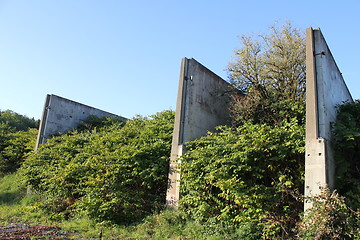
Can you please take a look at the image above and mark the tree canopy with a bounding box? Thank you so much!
[227,22,306,126]
[0,110,39,131]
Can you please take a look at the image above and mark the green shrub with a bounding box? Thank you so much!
[298,188,360,239]
[0,124,38,174]
[21,110,174,224]
[76,115,125,132]
[333,100,360,210]
[180,118,305,239]
[0,110,39,174]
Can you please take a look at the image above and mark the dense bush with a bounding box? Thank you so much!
[332,100,360,210]
[0,110,39,174]
[298,188,360,239]
[296,100,360,239]
[180,119,305,239]
[22,110,174,224]
[174,23,306,239]
[0,127,38,174]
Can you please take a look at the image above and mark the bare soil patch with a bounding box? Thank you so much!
[0,223,70,239]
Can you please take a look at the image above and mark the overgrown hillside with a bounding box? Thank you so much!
[22,110,175,225]
[0,22,359,239]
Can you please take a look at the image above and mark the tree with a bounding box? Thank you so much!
[178,22,308,238]
[227,22,306,126]
[0,110,39,131]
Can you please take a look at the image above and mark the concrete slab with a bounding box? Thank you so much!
[305,28,353,209]
[166,58,236,206]
[35,94,126,149]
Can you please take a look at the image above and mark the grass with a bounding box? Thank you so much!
[0,172,246,239]
[0,173,26,204]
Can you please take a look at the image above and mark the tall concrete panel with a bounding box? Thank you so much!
[305,28,353,209]
[166,58,235,205]
[36,94,126,149]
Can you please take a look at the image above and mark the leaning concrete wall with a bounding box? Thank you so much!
[166,58,234,205]
[305,28,353,209]
[35,94,126,149]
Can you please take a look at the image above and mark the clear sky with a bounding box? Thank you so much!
[1,1,359,119]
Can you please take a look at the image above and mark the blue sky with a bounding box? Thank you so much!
[1,1,359,119]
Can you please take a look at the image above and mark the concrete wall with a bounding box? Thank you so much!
[305,28,353,209]
[166,58,235,205]
[35,94,126,149]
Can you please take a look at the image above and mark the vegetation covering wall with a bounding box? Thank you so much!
[176,22,306,238]
[0,22,359,239]
[180,120,305,238]
[22,110,174,224]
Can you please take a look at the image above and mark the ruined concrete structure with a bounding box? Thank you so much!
[166,58,235,205]
[305,28,353,209]
[36,28,354,211]
[35,94,126,149]
[166,29,354,208]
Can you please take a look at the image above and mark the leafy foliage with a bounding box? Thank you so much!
[0,128,38,174]
[21,110,174,224]
[76,115,125,132]
[177,24,307,238]
[332,100,360,210]
[0,110,39,131]
[227,22,306,126]
[0,110,39,174]
[180,119,305,239]
[298,188,360,240]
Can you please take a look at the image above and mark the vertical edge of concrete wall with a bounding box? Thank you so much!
[305,28,318,140]
[35,94,126,149]
[305,27,324,210]
[35,94,51,149]
[305,28,353,210]
[166,57,235,206]
[166,58,188,206]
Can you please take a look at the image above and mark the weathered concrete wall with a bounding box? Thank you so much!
[305,28,353,209]
[166,58,235,205]
[35,94,126,149]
